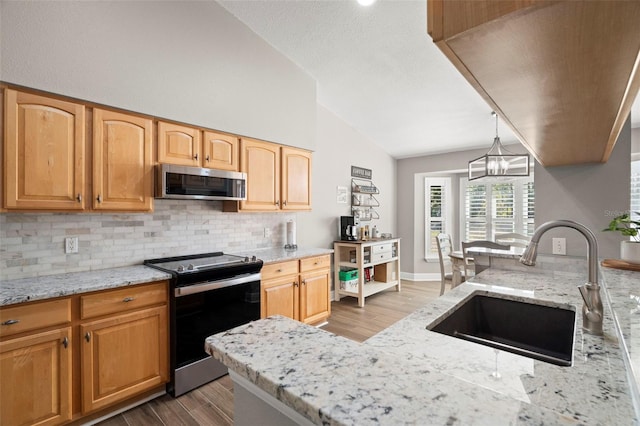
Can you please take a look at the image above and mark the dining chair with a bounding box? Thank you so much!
[495,232,530,248]
[435,233,464,296]
[461,240,511,278]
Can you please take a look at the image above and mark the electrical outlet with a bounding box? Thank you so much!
[552,237,566,255]
[65,237,79,254]
[264,227,272,238]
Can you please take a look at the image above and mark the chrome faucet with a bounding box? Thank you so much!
[520,220,603,335]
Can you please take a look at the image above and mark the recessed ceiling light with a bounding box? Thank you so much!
[357,0,376,6]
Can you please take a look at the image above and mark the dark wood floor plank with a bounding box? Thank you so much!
[122,404,163,425]
[197,381,234,419]
[148,394,199,426]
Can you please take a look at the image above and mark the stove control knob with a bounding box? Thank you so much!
[244,256,250,263]
[177,265,185,272]
[187,264,195,271]
[251,256,257,262]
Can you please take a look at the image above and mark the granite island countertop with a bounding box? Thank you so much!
[206,264,639,425]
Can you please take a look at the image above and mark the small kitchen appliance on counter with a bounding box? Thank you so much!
[144,252,263,397]
[340,215,359,241]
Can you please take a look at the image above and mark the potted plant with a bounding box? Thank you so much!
[603,212,640,263]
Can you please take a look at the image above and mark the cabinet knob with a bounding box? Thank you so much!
[283,200,287,206]
[96,194,102,203]
[275,200,280,206]
[76,193,82,203]
[206,155,210,162]
[85,332,91,342]
[302,280,306,286]
[294,281,299,287]
[194,153,199,161]
[62,337,69,349]
[123,297,135,303]
[1,319,19,326]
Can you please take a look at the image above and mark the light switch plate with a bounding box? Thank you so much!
[264,227,271,238]
[552,238,566,255]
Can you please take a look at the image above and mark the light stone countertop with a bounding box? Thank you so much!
[0,247,333,306]
[205,264,639,425]
[231,247,334,264]
[0,266,173,306]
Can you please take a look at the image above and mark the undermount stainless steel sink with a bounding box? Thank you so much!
[427,293,576,367]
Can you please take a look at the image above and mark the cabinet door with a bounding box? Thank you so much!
[299,270,331,325]
[157,121,201,167]
[202,131,239,171]
[261,276,299,320]
[4,89,85,210]
[80,306,168,413]
[281,146,311,211]
[0,327,72,426]
[93,109,153,211]
[240,138,280,211]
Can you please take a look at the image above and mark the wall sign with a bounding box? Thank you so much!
[351,166,372,180]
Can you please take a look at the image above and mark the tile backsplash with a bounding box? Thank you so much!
[0,200,294,280]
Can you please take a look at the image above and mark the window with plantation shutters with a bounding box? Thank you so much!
[425,177,452,259]
[460,176,534,241]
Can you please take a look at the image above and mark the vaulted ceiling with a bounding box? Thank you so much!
[219,0,639,159]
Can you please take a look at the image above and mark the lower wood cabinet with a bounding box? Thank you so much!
[0,281,169,426]
[0,327,73,426]
[261,255,331,325]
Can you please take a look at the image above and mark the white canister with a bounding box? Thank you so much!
[621,241,640,264]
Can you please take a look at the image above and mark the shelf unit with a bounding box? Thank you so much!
[351,178,379,221]
[333,238,400,307]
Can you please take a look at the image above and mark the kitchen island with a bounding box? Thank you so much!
[205,261,639,425]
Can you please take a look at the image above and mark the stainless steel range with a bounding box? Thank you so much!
[144,252,262,396]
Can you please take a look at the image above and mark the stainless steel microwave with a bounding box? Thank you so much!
[155,164,246,201]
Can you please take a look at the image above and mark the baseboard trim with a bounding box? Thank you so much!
[400,272,440,281]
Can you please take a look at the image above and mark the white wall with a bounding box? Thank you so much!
[0,1,316,150]
[297,105,396,249]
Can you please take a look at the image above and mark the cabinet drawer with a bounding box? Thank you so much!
[371,251,393,262]
[300,255,331,273]
[262,260,299,279]
[0,298,71,337]
[80,282,167,320]
[371,243,392,254]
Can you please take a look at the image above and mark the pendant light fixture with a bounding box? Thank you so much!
[468,112,530,180]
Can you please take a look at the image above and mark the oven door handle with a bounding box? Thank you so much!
[174,273,261,297]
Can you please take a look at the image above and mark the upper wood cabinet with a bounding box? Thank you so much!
[157,122,239,171]
[232,139,311,212]
[203,131,239,171]
[239,138,281,211]
[281,146,311,211]
[427,0,640,166]
[157,121,201,167]
[93,109,153,211]
[4,89,86,210]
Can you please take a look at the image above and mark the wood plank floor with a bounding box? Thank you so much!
[95,280,443,426]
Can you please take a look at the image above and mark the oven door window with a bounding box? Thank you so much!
[174,281,260,368]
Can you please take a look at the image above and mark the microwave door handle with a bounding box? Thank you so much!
[174,273,260,297]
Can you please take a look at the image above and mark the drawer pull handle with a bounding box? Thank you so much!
[276,269,282,273]
[123,297,135,303]
[85,332,91,342]
[62,337,69,349]
[2,319,19,326]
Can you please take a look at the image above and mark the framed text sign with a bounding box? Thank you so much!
[351,166,372,180]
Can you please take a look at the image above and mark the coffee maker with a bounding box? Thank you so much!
[340,216,359,241]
